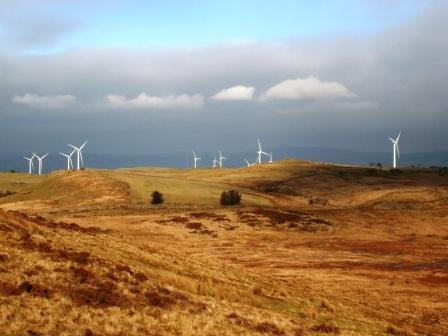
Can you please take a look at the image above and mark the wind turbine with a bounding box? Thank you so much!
[268,152,273,163]
[218,151,226,168]
[388,132,401,169]
[68,141,88,170]
[244,159,253,167]
[24,155,34,174]
[33,153,48,175]
[59,149,75,170]
[256,138,269,164]
[192,151,201,169]
[212,155,218,168]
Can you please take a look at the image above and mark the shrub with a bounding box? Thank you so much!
[389,168,403,175]
[151,191,164,204]
[377,163,383,169]
[220,190,241,205]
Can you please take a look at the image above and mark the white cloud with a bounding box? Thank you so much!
[211,85,255,101]
[12,93,76,109]
[262,76,355,101]
[107,93,204,109]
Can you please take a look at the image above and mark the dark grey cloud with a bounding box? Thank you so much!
[0,2,447,155]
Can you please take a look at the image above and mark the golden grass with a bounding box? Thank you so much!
[1,160,448,335]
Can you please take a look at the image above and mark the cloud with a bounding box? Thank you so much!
[211,85,255,101]
[262,76,356,101]
[12,93,76,109]
[107,93,204,109]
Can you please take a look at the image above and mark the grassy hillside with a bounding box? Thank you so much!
[1,160,447,335]
[0,208,380,336]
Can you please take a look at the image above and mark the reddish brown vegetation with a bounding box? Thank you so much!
[419,274,448,286]
[237,209,330,231]
[189,212,229,222]
[66,280,128,308]
[145,287,187,309]
[185,222,203,230]
[311,323,340,334]
[8,210,108,234]
[0,280,51,298]
[227,313,285,335]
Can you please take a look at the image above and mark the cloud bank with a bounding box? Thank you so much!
[263,76,355,101]
[0,2,447,154]
[107,93,204,109]
[211,85,255,101]
[12,94,76,109]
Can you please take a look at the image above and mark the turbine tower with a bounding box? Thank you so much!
[24,155,34,174]
[68,141,88,170]
[33,153,48,175]
[388,132,401,169]
[268,152,273,163]
[218,151,226,168]
[192,151,201,169]
[256,138,269,164]
[59,149,75,170]
[212,155,218,168]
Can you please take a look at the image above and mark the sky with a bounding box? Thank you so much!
[0,0,447,155]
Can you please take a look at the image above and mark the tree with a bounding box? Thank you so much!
[220,190,241,205]
[151,191,164,204]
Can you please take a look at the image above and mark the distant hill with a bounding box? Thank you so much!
[1,146,447,172]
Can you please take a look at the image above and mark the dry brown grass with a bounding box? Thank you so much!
[1,160,448,335]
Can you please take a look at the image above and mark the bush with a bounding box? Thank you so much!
[220,190,241,205]
[151,191,164,204]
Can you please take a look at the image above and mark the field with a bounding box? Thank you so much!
[0,160,447,335]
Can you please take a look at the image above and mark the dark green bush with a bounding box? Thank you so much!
[220,190,241,205]
[151,191,164,204]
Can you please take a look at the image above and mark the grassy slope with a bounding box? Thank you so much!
[0,208,373,336]
[0,160,447,335]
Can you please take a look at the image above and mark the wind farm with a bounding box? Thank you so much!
[1,1,448,336]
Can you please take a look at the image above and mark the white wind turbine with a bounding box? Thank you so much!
[33,153,48,175]
[24,155,35,174]
[244,159,254,167]
[212,155,218,168]
[68,141,88,170]
[268,152,273,163]
[192,151,201,169]
[256,138,269,164]
[218,151,226,168]
[388,132,401,169]
[59,149,75,170]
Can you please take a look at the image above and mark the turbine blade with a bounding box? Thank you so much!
[68,144,79,150]
[80,141,88,150]
[80,151,84,166]
[396,132,401,142]
[396,144,400,159]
